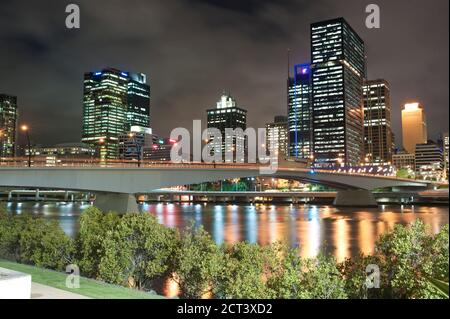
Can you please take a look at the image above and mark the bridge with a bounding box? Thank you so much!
[0,161,432,213]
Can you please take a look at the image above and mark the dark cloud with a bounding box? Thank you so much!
[0,0,448,147]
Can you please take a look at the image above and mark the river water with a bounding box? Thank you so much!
[5,201,448,262]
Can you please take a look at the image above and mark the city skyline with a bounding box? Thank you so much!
[0,0,448,147]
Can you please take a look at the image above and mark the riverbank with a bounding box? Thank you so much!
[0,259,165,299]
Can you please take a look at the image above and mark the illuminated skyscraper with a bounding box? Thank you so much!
[206,92,247,162]
[311,18,365,168]
[401,102,427,154]
[82,68,150,160]
[288,64,312,159]
[266,115,288,158]
[363,79,393,165]
[0,94,18,157]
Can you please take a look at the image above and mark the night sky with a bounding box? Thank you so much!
[0,0,448,147]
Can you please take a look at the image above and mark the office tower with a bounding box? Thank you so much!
[82,68,150,160]
[415,141,443,181]
[266,115,288,158]
[288,64,312,159]
[401,102,427,154]
[0,94,18,157]
[118,126,155,161]
[363,79,394,165]
[206,92,247,162]
[311,18,366,168]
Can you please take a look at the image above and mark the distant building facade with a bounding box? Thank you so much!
[288,64,312,159]
[206,92,247,162]
[118,126,156,161]
[310,18,366,168]
[401,102,427,154]
[266,115,288,158]
[0,94,18,157]
[82,68,150,160]
[27,143,95,165]
[143,137,176,162]
[363,79,394,165]
[415,141,444,181]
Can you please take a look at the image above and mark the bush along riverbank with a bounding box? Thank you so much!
[0,206,448,299]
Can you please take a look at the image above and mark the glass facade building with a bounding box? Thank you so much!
[207,93,247,162]
[288,64,312,159]
[82,68,150,160]
[0,94,18,157]
[311,18,365,168]
[266,115,288,158]
[363,79,393,165]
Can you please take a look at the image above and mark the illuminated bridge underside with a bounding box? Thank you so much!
[0,167,429,211]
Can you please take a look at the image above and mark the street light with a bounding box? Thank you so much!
[128,132,141,167]
[21,125,31,167]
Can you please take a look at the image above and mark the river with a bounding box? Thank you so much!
[5,201,448,262]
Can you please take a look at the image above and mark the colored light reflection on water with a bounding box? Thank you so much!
[5,202,449,263]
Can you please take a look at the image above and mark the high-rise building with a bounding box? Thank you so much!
[266,115,288,158]
[401,102,427,154]
[288,64,312,159]
[311,18,366,168]
[82,68,150,160]
[0,94,18,157]
[206,92,247,162]
[363,79,394,165]
[415,141,443,181]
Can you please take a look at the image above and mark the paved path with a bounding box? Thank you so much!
[31,282,90,299]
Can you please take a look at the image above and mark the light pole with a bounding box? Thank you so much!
[129,133,141,167]
[21,125,31,167]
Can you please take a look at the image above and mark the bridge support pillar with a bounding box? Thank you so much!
[333,190,378,207]
[94,193,139,214]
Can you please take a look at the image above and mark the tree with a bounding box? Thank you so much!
[19,218,74,271]
[76,206,119,278]
[375,220,446,298]
[297,254,347,299]
[266,244,303,299]
[0,211,30,261]
[171,224,222,299]
[216,242,279,299]
[98,213,177,290]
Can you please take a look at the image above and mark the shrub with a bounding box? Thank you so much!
[98,213,177,290]
[76,206,119,277]
[171,224,222,299]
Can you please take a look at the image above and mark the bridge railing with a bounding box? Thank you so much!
[0,157,437,184]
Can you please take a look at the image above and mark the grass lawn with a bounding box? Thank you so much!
[0,259,165,299]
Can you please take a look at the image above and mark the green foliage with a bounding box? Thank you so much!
[0,211,29,261]
[216,242,279,299]
[19,218,74,270]
[1,202,449,300]
[375,220,447,298]
[0,210,73,271]
[297,254,347,299]
[98,213,177,290]
[172,224,223,299]
[76,206,119,278]
[266,244,303,298]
